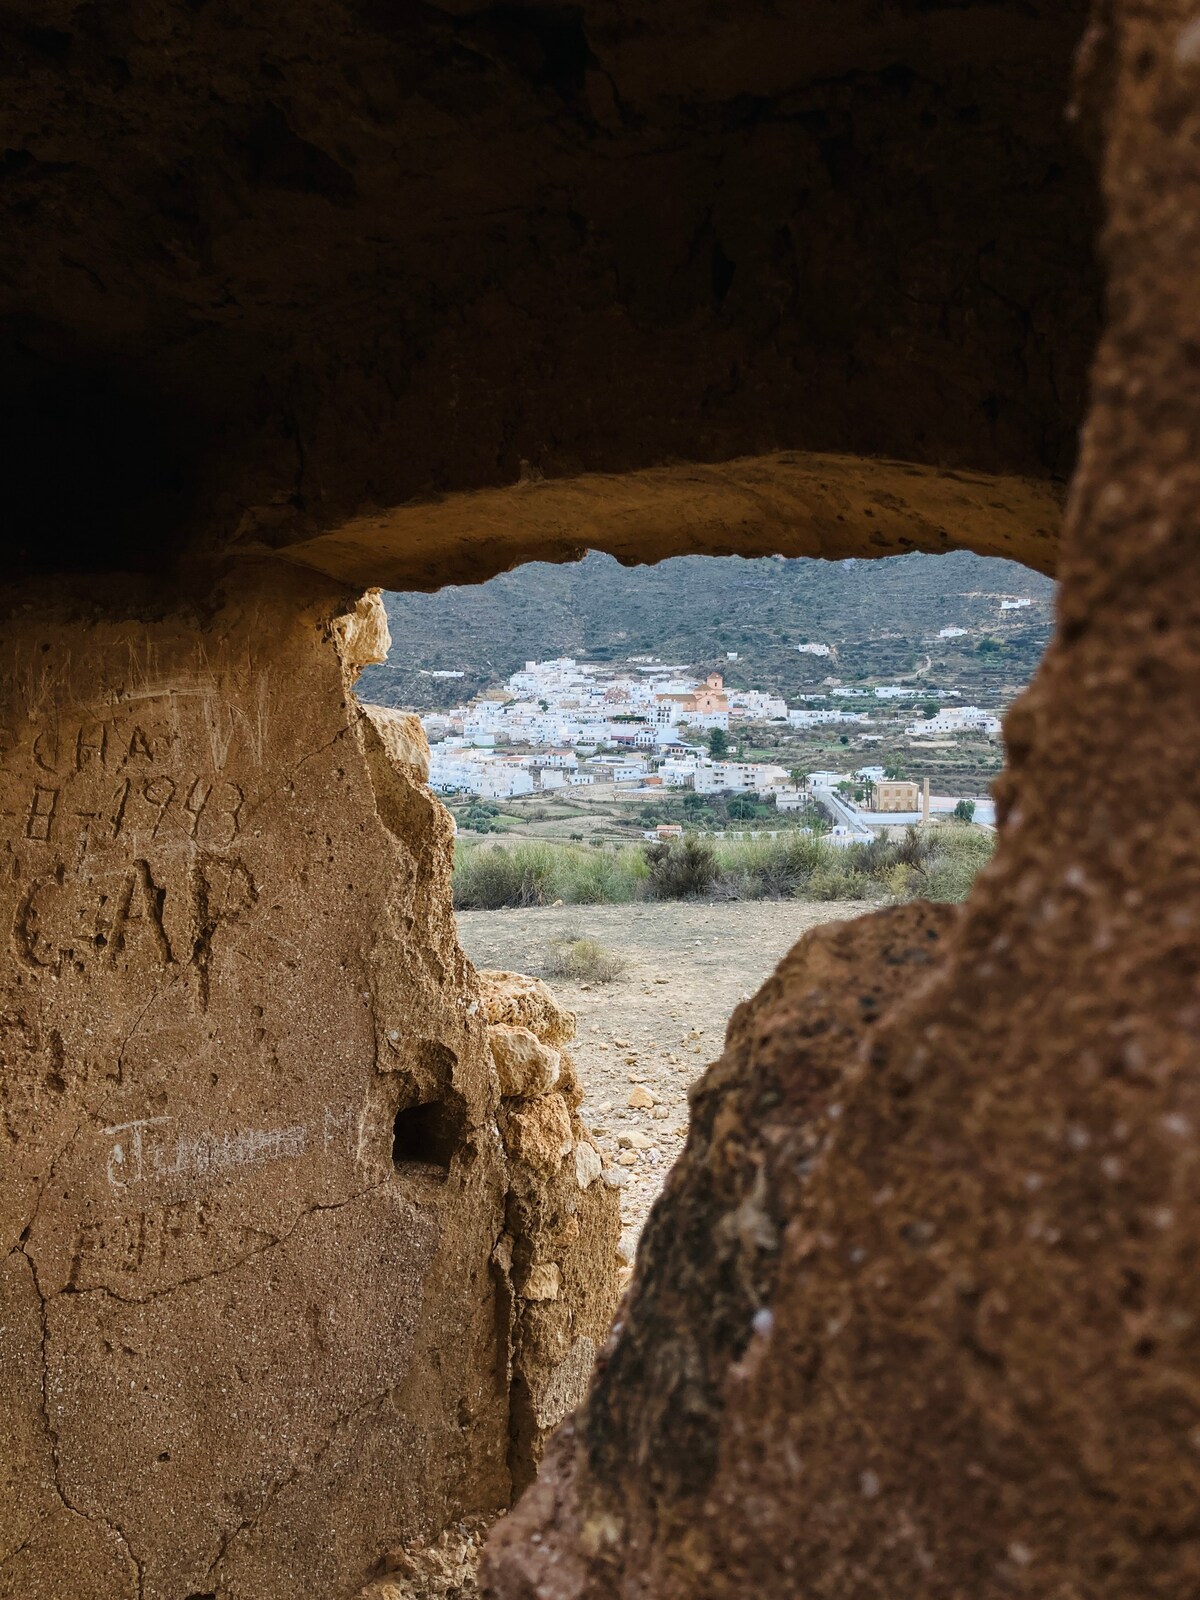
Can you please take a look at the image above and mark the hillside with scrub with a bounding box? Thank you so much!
[360,548,1053,713]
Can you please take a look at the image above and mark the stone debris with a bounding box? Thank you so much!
[481,969,621,1494]
[627,1085,655,1109]
[489,1023,562,1097]
[357,1516,488,1598]
[574,1141,602,1189]
[499,1092,575,1174]
[476,969,577,1046]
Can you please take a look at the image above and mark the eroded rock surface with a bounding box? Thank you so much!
[483,903,958,1597]
[0,567,617,1600]
[481,974,620,1495]
[1,2,1093,580]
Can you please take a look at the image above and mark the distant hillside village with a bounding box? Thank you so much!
[415,655,1001,834]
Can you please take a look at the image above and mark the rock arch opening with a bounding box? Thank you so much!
[355,544,1052,1274]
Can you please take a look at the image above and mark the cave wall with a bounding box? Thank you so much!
[0,569,618,1599]
[1,0,1093,579]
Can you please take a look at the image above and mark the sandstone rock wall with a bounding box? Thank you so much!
[477,974,619,1494]
[0,565,617,1600]
[1,2,1092,579]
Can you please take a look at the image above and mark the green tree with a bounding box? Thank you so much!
[727,795,767,820]
[922,703,939,719]
[953,798,977,823]
[884,762,906,780]
[708,728,730,759]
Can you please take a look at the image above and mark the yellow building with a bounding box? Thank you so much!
[872,779,920,812]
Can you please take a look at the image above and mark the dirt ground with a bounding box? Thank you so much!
[457,899,878,1268]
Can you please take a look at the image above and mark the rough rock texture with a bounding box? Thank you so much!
[477,973,578,1051]
[489,1026,562,1101]
[11,0,1198,1594]
[355,1517,487,1600]
[0,2,1094,581]
[484,978,621,1496]
[0,566,617,1600]
[483,903,959,1596]
[482,11,1200,1595]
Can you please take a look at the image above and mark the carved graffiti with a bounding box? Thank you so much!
[67,1197,217,1288]
[25,785,58,840]
[17,703,244,854]
[103,772,243,846]
[13,854,256,974]
[104,1114,308,1190]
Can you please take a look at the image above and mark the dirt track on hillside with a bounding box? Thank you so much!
[456,899,878,1269]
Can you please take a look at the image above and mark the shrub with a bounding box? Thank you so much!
[714,832,827,897]
[453,840,646,909]
[888,827,994,905]
[910,829,994,903]
[643,836,720,899]
[806,862,875,901]
[893,825,932,869]
[452,823,995,910]
[543,936,627,984]
[453,842,558,909]
[727,794,770,820]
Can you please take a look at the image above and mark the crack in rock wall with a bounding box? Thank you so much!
[0,566,617,1599]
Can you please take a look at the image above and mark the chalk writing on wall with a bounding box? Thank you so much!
[102,1107,364,1194]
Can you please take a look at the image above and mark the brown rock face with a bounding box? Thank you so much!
[483,903,960,1597]
[0,566,618,1599]
[0,1,1092,580]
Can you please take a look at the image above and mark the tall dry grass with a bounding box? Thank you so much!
[453,825,993,910]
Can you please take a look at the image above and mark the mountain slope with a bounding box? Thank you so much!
[359,550,1054,711]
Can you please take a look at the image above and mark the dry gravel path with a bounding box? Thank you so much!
[456,899,878,1270]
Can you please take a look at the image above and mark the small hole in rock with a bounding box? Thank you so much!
[392,1098,461,1178]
